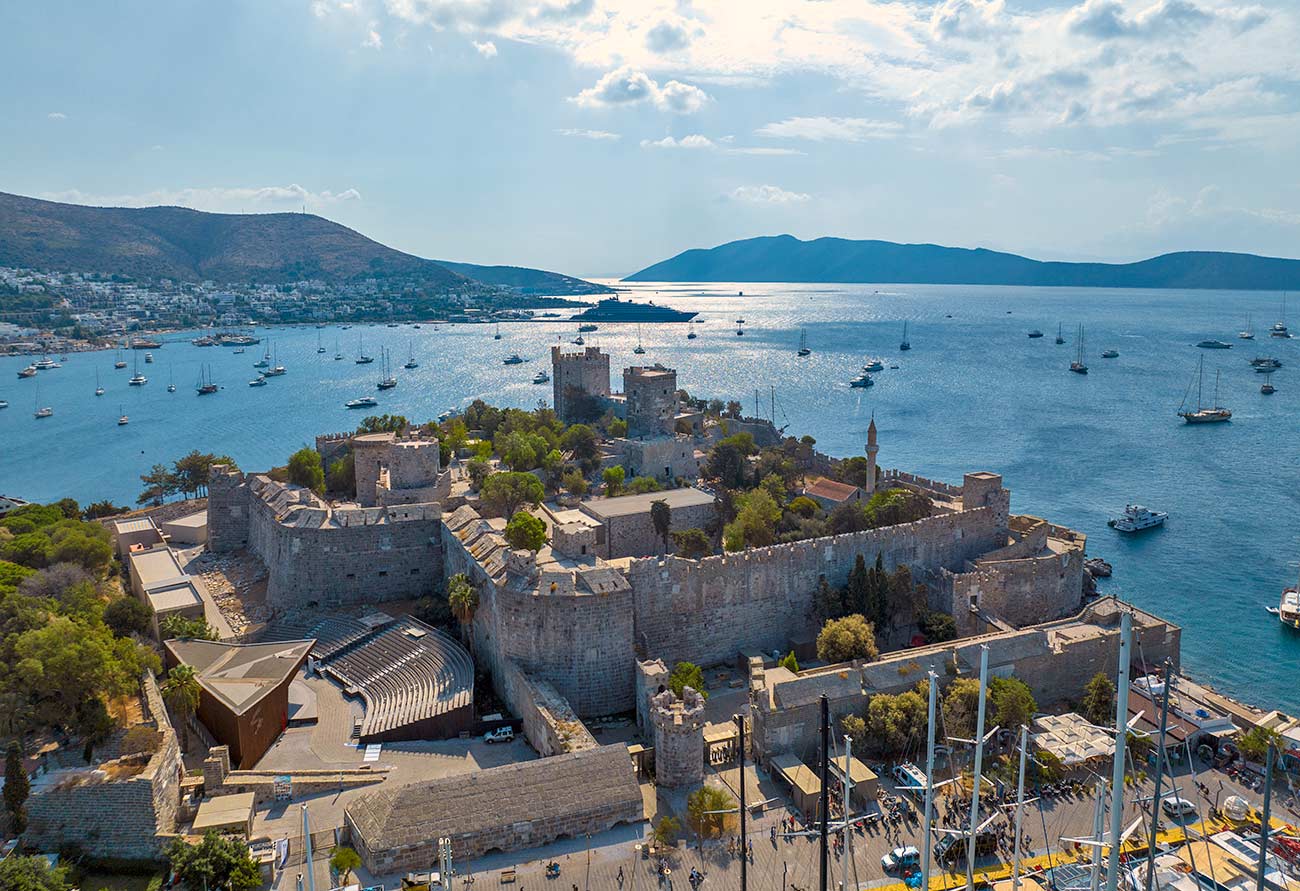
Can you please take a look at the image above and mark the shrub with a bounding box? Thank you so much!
[778,651,799,673]
[627,476,662,494]
[104,596,154,637]
[668,661,707,699]
[670,528,712,559]
[816,614,879,664]
[504,512,548,551]
[602,466,625,497]
[120,726,163,757]
[287,448,324,492]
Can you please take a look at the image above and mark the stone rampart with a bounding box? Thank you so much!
[751,599,1180,763]
[25,673,183,861]
[496,660,599,756]
[625,506,1005,670]
[944,546,1085,635]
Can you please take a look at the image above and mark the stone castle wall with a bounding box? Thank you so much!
[751,600,1181,763]
[624,505,1007,671]
[945,547,1086,635]
[26,673,183,861]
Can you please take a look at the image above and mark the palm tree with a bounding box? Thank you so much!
[161,664,201,751]
[447,573,479,646]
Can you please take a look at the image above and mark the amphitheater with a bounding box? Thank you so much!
[260,612,474,743]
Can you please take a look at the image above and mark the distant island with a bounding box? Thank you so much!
[0,191,610,297]
[625,234,1300,291]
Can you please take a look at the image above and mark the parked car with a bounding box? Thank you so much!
[882,846,920,872]
[1161,797,1198,818]
[484,726,515,744]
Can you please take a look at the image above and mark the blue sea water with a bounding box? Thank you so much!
[1,281,1296,711]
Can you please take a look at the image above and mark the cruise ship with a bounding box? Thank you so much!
[569,296,697,323]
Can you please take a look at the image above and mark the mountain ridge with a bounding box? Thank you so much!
[625,234,1300,291]
[0,191,607,295]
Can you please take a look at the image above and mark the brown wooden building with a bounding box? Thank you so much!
[164,638,314,768]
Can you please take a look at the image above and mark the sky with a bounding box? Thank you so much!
[2,0,1299,277]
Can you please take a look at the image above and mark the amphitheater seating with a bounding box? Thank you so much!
[261,613,473,743]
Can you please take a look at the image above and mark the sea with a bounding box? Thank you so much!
[1,281,1296,713]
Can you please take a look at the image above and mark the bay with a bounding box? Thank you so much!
[1,281,1296,712]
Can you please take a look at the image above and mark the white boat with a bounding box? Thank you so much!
[0,400,7,409]
[899,321,910,351]
[1251,357,1282,369]
[249,377,268,387]
[797,328,810,356]
[345,396,379,409]
[1055,323,1065,345]
[1070,325,1088,374]
[850,372,874,388]
[1102,349,1119,359]
[128,354,147,386]
[1261,373,1276,394]
[117,405,129,426]
[532,370,550,384]
[33,356,60,370]
[1107,504,1168,532]
[1178,356,1231,424]
[17,365,36,379]
[144,352,154,363]
[377,348,398,390]
[34,406,52,419]
[862,358,884,372]
[1197,340,1232,349]
[503,354,525,365]
[95,369,104,396]
[1239,314,1255,340]
[404,340,419,369]
[33,381,51,419]
[1279,588,1300,630]
[1270,294,1291,338]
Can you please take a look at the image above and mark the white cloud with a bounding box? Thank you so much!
[473,39,498,57]
[571,66,709,113]
[38,185,362,211]
[363,27,383,48]
[729,184,811,204]
[757,116,903,142]
[645,20,691,53]
[641,134,716,149]
[557,127,621,140]
[47,112,66,120]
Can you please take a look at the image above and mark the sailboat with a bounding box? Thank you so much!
[334,336,344,361]
[1261,372,1276,394]
[196,365,219,395]
[797,328,811,357]
[377,348,398,390]
[113,346,127,369]
[494,323,502,341]
[253,342,270,369]
[117,405,129,426]
[735,317,745,336]
[128,352,148,386]
[1271,293,1291,338]
[634,324,646,355]
[317,331,326,354]
[1055,323,1065,345]
[167,366,177,392]
[95,369,104,397]
[1178,356,1231,423]
[404,340,419,369]
[1239,314,1255,340]
[899,321,911,351]
[262,345,286,376]
[33,380,52,419]
[1070,325,1088,374]
[355,335,374,364]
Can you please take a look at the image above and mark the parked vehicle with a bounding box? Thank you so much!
[882,846,921,872]
[1161,797,1198,818]
[484,726,514,744]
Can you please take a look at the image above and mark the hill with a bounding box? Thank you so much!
[0,191,607,295]
[625,234,1300,291]
[433,260,612,296]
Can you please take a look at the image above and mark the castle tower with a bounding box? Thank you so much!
[351,432,396,507]
[864,416,879,495]
[551,345,611,423]
[962,471,1010,536]
[623,364,678,438]
[650,686,706,788]
[207,465,250,552]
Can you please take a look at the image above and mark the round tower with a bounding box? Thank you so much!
[651,686,706,789]
[864,415,879,495]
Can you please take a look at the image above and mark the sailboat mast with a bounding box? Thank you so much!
[1198,358,1204,409]
[1104,610,1133,891]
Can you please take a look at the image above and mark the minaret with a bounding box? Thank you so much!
[864,415,879,495]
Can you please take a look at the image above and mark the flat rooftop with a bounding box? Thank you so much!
[130,546,186,587]
[164,511,207,530]
[580,486,714,519]
[112,517,159,535]
[147,579,204,613]
[192,791,255,834]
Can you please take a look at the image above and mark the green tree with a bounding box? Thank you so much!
[668,661,706,699]
[815,614,879,664]
[166,831,262,891]
[864,553,890,629]
[787,496,820,519]
[628,475,663,495]
[1237,725,1284,763]
[5,742,30,834]
[504,511,548,551]
[918,610,958,643]
[845,555,869,614]
[865,688,928,757]
[607,418,629,438]
[942,677,983,739]
[814,575,846,621]
[498,430,549,472]
[161,663,202,750]
[561,424,598,462]
[447,573,479,642]
[356,414,408,434]
[602,466,625,497]
[160,613,218,641]
[81,500,128,520]
[326,451,356,497]
[1080,672,1116,727]
[137,463,178,506]
[467,458,491,491]
[989,676,1037,730]
[561,469,589,498]
[650,499,672,554]
[841,714,869,752]
[172,451,234,498]
[480,472,544,518]
[703,438,751,489]
[723,488,782,551]
[652,815,682,846]
[104,596,154,637]
[0,856,70,891]
[778,651,800,673]
[686,785,735,839]
[835,456,872,489]
[330,847,362,884]
[670,527,712,559]
[287,447,325,491]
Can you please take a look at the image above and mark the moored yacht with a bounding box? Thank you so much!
[797,328,811,356]
[345,395,379,409]
[502,354,525,365]
[850,371,874,388]
[532,370,550,384]
[1239,314,1255,339]
[17,365,36,379]
[862,358,884,372]
[1197,340,1232,349]
[1107,504,1168,532]
[1102,349,1119,359]
[899,321,910,351]
[1278,587,1300,630]
[249,376,268,387]
[1178,356,1231,423]
[1070,325,1088,374]
[1028,329,1044,338]
[33,356,60,370]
